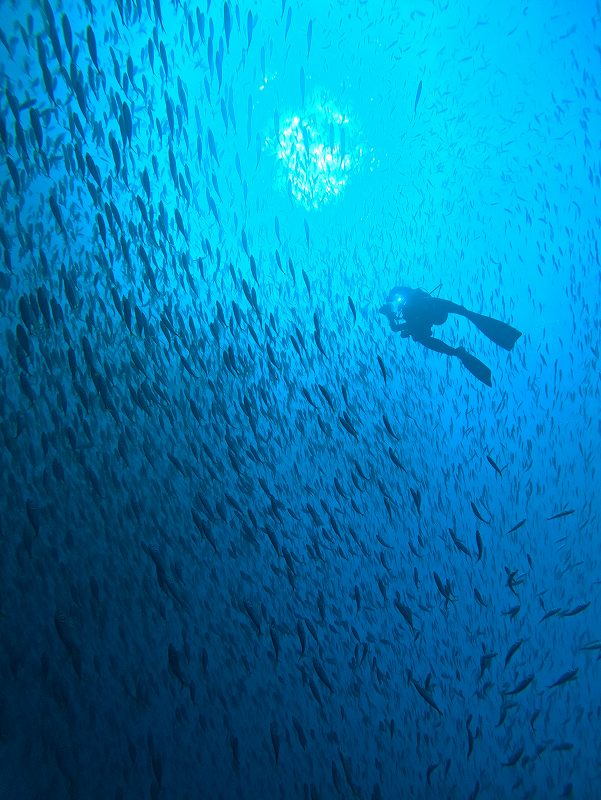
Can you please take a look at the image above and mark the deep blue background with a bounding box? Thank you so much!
[1,1,600,798]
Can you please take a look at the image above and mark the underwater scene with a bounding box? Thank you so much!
[1,0,600,798]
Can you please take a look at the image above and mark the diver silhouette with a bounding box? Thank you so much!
[379,286,522,387]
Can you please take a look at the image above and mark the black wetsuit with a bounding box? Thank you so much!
[379,287,522,386]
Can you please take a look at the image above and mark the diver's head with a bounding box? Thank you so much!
[380,286,408,324]
[386,288,407,316]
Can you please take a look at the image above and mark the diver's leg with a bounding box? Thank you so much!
[416,336,492,386]
[457,308,522,350]
[433,296,521,351]
[414,335,457,356]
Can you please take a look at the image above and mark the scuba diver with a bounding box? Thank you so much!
[379,286,522,386]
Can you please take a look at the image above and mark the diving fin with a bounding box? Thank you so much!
[462,310,522,351]
[456,347,492,387]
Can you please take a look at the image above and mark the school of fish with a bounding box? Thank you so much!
[1,1,600,798]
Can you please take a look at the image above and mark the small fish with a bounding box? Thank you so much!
[376,532,394,549]
[561,602,590,617]
[86,25,99,72]
[348,296,356,323]
[502,746,523,767]
[410,487,421,514]
[292,718,307,750]
[313,658,334,692]
[49,194,67,237]
[504,639,524,669]
[466,725,474,758]
[474,588,487,607]
[302,269,311,298]
[547,509,575,520]
[548,668,578,689]
[191,508,218,553]
[382,414,398,440]
[168,643,188,688]
[223,2,231,52]
[475,530,483,561]
[388,448,405,471]
[270,721,280,764]
[433,572,453,603]
[505,674,534,695]
[394,598,415,632]
[242,600,262,635]
[314,330,327,358]
[408,671,443,715]
[247,10,253,48]
[580,640,601,651]
[414,79,422,114]
[470,501,490,525]
[450,528,471,557]
[339,414,358,439]
[269,623,280,662]
[486,454,504,476]
[553,742,574,752]
[506,519,526,534]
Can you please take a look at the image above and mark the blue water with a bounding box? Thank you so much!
[1,1,599,798]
